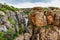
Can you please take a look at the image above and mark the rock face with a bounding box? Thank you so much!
[17,10,26,32]
[6,10,17,22]
[54,10,60,26]
[41,26,59,40]
[46,9,54,25]
[0,11,8,32]
[28,7,60,40]
[28,7,47,40]
[6,10,18,32]
[0,10,26,32]
[17,10,25,26]
[28,7,46,27]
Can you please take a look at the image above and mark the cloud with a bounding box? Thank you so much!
[17,0,51,3]
[13,2,48,8]
[0,0,51,4]
[12,0,60,8]
[0,0,17,4]
[0,0,60,8]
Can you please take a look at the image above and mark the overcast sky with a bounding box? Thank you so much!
[0,0,60,8]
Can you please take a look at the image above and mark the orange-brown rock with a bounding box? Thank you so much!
[46,9,54,25]
[28,7,46,27]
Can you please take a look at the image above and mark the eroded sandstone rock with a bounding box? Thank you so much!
[46,9,54,25]
[28,7,46,27]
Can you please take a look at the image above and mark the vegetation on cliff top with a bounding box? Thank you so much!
[0,3,19,13]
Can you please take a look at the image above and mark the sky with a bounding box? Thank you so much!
[0,0,60,8]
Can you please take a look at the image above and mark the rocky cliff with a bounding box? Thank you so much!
[0,3,60,40]
[28,7,60,40]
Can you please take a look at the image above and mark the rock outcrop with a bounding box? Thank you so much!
[28,7,46,27]
[0,10,26,32]
[28,7,60,40]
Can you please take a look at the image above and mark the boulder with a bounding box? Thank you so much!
[24,33,31,40]
[0,11,5,16]
[0,25,7,32]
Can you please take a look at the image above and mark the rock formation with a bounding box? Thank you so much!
[54,9,60,27]
[28,7,60,40]
[0,4,60,40]
[46,9,54,25]
[28,7,46,27]
[28,7,47,40]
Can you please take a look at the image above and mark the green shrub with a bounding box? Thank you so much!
[3,28,19,40]
[44,25,55,30]
[0,32,4,40]
[8,17,16,25]
[19,27,23,34]
[13,32,19,38]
